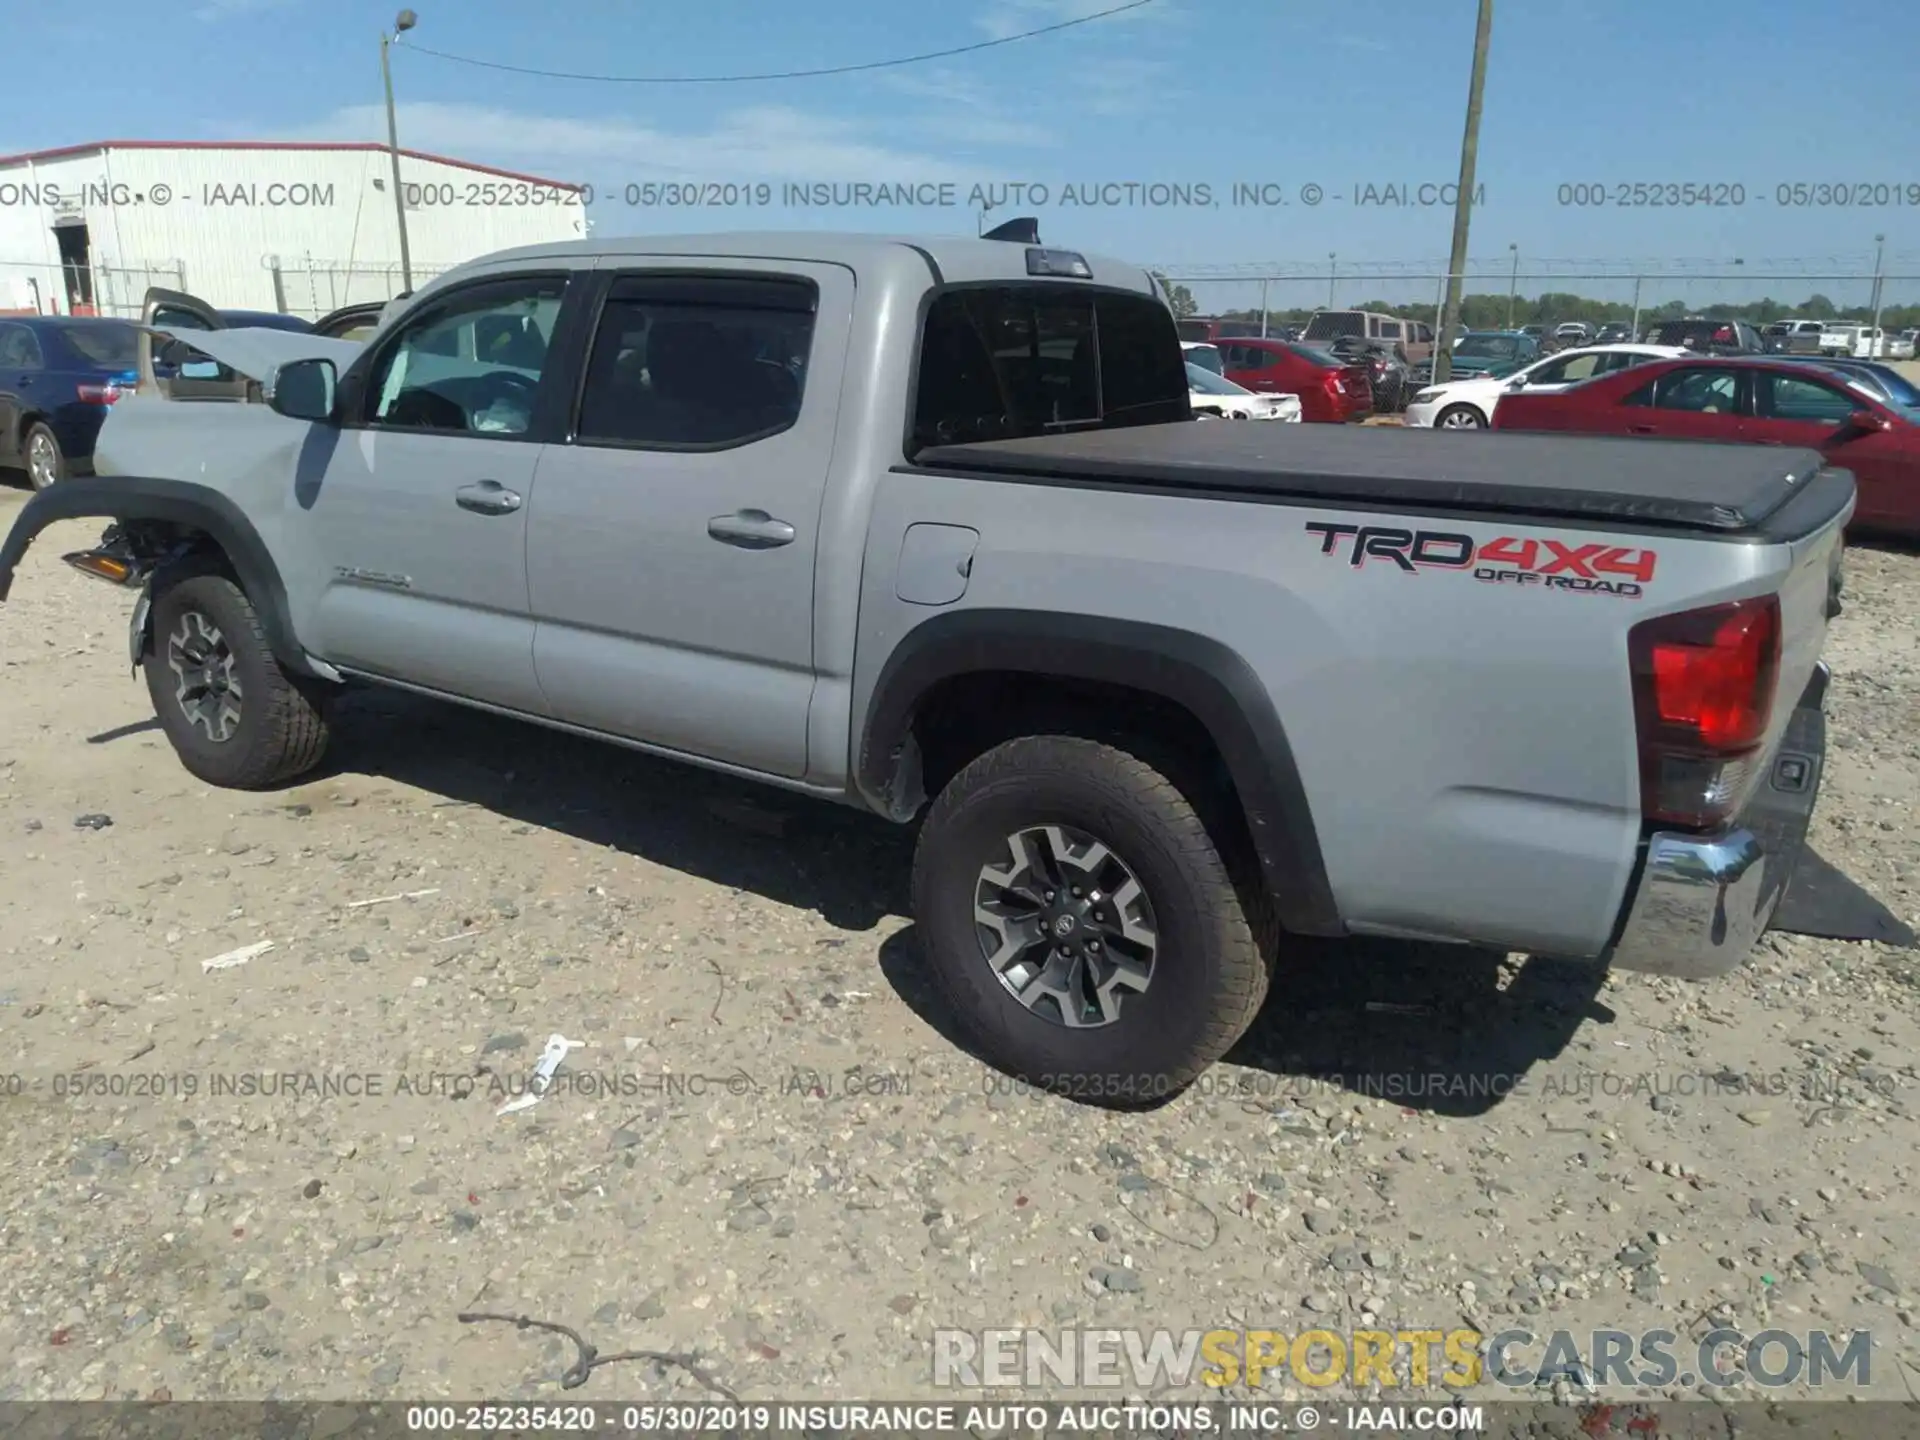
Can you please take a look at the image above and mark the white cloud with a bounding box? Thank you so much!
[268,101,1001,189]
[975,0,1177,42]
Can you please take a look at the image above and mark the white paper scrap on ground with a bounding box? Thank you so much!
[496,1033,584,1116]
[201,941,275,972]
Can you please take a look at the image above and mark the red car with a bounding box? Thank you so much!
[1217,338,1373,423]
[1492,356,1920,538]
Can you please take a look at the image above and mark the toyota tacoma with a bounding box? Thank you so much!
[0,228,1850,1102]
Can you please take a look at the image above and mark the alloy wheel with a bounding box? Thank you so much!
[166,610,245,742]
[973,824,1158,1028]
[25,430,59,489]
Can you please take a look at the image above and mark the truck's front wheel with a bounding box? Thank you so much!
[143,569,332,790]
[910,735,1270,1104]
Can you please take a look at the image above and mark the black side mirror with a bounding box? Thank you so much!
[266,358,338,421]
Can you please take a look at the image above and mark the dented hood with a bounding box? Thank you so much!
[142,324,364,380]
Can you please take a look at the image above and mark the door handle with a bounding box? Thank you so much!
[1627,424,1656,434]
[707,509,795,548]
[455,480,522,515]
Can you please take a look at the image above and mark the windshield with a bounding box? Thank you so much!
[1182,344,1224,375]
[58,322,140,367]
[1187,363,1251,396]
[1455,335,1519,358]
[1288,343,1342,367]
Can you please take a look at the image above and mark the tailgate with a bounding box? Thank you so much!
[1767,480,1850,747]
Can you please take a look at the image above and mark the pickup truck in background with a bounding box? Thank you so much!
[0,228,1851,1102]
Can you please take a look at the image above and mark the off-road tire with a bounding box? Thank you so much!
[910,734,1271,1106]
[143,566,331,789]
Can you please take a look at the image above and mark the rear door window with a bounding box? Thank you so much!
[1649,366,1742,412]
[911,286,1187,447]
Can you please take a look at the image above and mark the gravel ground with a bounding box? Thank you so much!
[0,491,1915,1408]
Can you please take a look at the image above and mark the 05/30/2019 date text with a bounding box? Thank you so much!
[1557,181,1919,207]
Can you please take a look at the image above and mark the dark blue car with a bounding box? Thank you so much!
[0,316,145,490]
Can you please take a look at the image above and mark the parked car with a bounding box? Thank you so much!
[1593,322,1634,345]
[1176,316,1267,343]
[1553,322,1593,346]
[1187,362,1300,421]
[1847,327,1905,359]
[1767,355,1920,410]
[1302,310,1433,366]
[0,316,147,489]
[1640,318,1766,355]
[1435,330,1541,381]
[1181,341,1225,376]
[1325,335,1411,411]
[1887,332,1917,360]
[1218,337,1373,422]
[1404,343,1687,429]
[0,228,1849,1099]
[1765,320,1826,355]
[1492,355,1918,538]
[1273,323,1306,342]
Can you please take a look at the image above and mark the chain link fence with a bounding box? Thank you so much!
[262,256,456,319]
[0,259,186,317]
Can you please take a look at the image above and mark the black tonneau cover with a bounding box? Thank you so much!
[913,423,1832,532]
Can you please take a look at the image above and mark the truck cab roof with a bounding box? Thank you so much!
[444,232,1159,296]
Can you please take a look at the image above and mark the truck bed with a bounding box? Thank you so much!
[912,423,1842,534]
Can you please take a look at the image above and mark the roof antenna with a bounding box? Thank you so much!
[982,216,1041,244]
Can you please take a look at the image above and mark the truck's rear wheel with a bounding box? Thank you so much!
[910,735,1270,1104]
[143,569,331,789]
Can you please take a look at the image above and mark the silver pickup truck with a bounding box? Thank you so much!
[0,229,1852,1103]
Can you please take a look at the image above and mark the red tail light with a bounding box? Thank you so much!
[1628,597,1781,829]
[76,383,122,404]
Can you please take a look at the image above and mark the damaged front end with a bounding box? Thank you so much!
[61,522,201,672]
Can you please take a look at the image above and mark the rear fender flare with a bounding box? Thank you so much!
[0,475,312,676]
[856,609,1345,937]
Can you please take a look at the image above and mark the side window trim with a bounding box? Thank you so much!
[566,267,820,455]
[345,270,575,440]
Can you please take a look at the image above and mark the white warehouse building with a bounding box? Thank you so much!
[0,140,587,319]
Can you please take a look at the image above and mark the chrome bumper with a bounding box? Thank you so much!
[1606,664,1828,980]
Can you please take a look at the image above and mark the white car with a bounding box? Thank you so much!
[1402,343,1688,429]
[1181,341,1225,375]
[1187,362,1300,421]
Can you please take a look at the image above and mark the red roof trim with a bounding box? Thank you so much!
[0,140,583,191]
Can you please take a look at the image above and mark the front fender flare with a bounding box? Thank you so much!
[0,475,313,677]
[856,609,1344,937]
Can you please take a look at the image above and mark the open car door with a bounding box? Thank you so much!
[312,299,390,343]
[138,287,252,402]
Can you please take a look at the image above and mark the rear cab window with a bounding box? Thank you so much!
[911,285,1187,449]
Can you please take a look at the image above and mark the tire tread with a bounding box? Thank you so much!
[910,734,1270,1098]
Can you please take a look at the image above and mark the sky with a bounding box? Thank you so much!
[7,0,1920,310]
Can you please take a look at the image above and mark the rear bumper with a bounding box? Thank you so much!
[1605,664,1828,980]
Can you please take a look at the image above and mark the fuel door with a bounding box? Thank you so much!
[895,523,980,607]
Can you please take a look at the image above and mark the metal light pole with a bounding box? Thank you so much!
[1327,253,1336,308]
[382,9,418,292]
[1259,278,1270,337]
[1506,243,1518,328]
[1869,233,1886,354]
[1433,0,1494,385]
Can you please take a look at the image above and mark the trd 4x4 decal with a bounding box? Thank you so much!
[1304,522,1655,598]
